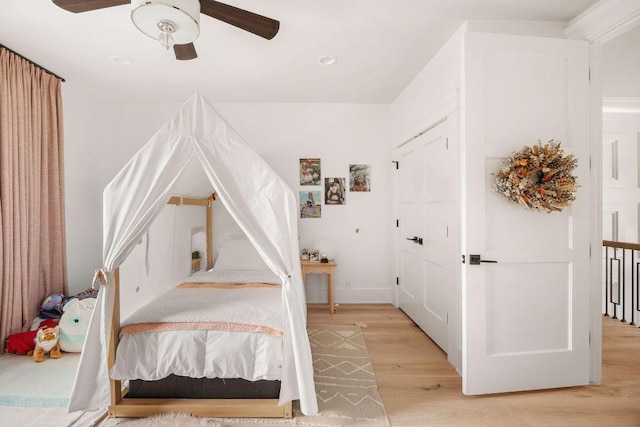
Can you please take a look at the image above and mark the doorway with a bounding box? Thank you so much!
[601,25,640,243]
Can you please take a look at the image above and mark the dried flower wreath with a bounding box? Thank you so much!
[494,140,578,213]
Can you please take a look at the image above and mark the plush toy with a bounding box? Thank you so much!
[59,297,95,352]
[5,318,59,355]
[41,293,64,311]
[32,326,61,362]
[40,293,66,319]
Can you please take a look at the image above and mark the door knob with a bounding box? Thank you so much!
[469,254,497,265]
[406,236,423,245]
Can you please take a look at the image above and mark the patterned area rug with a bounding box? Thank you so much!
[303,324,390,426]
[110,325,390,427]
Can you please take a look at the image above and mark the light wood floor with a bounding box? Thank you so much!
[308,303,640,427]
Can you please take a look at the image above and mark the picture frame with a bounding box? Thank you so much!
[324,178,346,205]
[349,164,371,192]
[300,158,321,185]
[300,191,321,218]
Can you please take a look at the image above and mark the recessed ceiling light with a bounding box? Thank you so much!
[317,55,337,65]
[110,55,132,65]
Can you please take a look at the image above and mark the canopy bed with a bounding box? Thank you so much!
[67,93,318,419]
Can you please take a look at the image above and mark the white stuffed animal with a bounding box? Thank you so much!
[59,297,96,352]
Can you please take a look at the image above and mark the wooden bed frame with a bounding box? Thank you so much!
[105,196,293,419]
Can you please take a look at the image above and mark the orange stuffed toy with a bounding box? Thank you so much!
[32,326,61,362]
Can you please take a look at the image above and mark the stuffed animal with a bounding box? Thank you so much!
[59,297,95,352]
[5,318,59,355]
[39,293,66,319]
[33,326,61,362]
[41,293,64,311]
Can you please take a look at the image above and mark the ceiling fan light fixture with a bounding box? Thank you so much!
[157,20,176,50]
[131,0,200,48]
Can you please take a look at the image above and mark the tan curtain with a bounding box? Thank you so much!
[0,47,67,351]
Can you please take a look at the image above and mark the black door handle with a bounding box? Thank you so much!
[406,236,423,245]
[469,254,497,265]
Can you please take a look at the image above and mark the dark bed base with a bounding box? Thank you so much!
[127,375,281,399]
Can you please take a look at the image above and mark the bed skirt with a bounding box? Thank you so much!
[127,375,281,399]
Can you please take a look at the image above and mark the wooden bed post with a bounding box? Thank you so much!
[167,196,214,270]
[108,268,122,417]
[284,400,293,419]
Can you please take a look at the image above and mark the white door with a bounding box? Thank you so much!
[398,121,450,351]
[398,135,423,322]
[462,33,591,394]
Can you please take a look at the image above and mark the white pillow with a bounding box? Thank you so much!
[214,238,269,270]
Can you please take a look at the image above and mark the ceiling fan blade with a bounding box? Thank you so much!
[174,43,198,61]
[200,0,279,40]
[53,0,129,13]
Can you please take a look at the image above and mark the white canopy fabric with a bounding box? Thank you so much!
[68,93,318,416]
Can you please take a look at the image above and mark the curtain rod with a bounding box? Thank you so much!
[0,44,65,83]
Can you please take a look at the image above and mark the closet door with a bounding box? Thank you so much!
[462,33,591,394]
[397,120,451,352]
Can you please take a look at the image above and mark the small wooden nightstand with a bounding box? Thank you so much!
[301,260,337,314]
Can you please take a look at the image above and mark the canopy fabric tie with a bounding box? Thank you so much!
[92,269,108,288]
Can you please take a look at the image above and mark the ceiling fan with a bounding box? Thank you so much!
[52,0,280,60]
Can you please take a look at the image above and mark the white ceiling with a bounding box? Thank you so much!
[0,0,599,104]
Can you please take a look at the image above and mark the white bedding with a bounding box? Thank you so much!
[111,329,282,382]
[110,273,283,383]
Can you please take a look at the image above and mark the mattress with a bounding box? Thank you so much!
[110,271,283,383]
[127,376,281,399]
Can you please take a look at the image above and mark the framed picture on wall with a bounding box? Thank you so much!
[324,178,346,205]
[300,191,321,218]
[349,164,371,192]
[300,158,321,185]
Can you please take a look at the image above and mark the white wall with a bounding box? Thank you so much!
[218,103,392,303]
[602,24,640,98]
[63,97,392,303]
[62,85,103,295]
[602,110,640,242]
[389,26,464,148]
